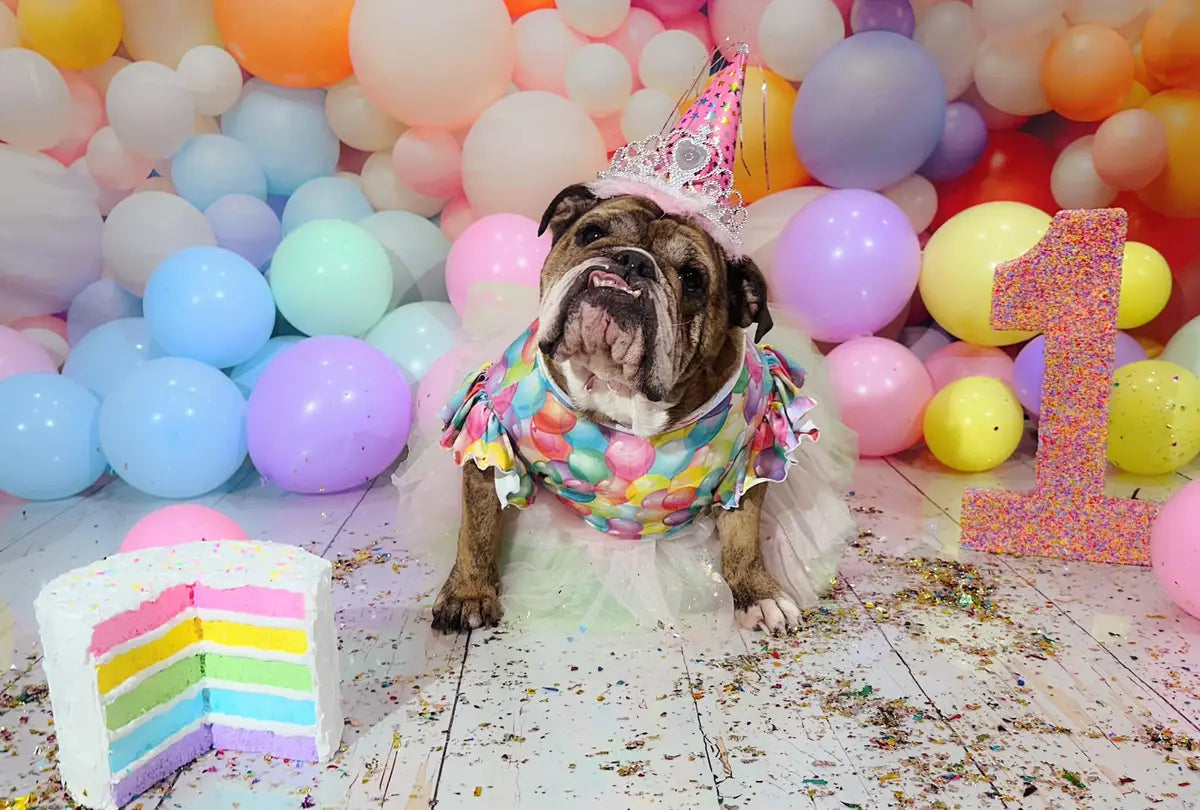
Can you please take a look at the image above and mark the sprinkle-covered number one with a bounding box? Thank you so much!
[960,208,1158,565]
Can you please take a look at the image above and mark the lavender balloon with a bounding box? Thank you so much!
[792,32,946,190]
[850,0,915,37]
[918,102,989,182]
[246,336,412,494]
[205,194,282,269]
[772,189,921,344]
[1013,332,1147,417]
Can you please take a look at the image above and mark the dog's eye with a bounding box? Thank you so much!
[678,266,706,296]
[577,224,605,246]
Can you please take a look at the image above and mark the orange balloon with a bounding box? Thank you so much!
[1123,81,1152,110]
[1041,24,1134,122]
[505,0,555,17]
[1142,0,1200,90]
[1132,41,1166,94]
[732,67,810,205]
[213,0,354,88]
[1137,90,1200,218]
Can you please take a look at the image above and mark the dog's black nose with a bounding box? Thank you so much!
[613,249,656,280]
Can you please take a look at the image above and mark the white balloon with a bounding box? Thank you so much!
[565,44,633,117]
[360,151,447,218]
[176,45,243,117]
[513,9,588,94]
[0,148,103,322]
[106,62,196,159]
[1051,136,1117,210]
[882,175,938,233]
[101,191,216,296]
[556,0,631,37]
[758,0,845,82]
[359,210,452,308]
[325,77,407,153]
[620,88,678,142]
[0,49,70,152]
[915,1,982,100]
[973,32,1054,116]
[639,30,710,100]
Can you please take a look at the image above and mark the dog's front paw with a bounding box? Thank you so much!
[735,596,801,635]
[431,577,502,633]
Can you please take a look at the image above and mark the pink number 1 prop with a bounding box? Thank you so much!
[960,208,1158,566]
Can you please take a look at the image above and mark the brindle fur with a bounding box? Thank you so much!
[431,185,793,634]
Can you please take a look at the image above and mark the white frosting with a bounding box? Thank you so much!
[34,540,343,810]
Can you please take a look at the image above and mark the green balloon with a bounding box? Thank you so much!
[268,219,393,337]
[568,447,609,485]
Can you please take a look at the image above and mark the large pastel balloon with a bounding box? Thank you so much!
[1151,481,1200,619]
[171,134,268,210]
[120,504,249,552]
[772,190,920,343]
[365,302,460,385]
[1137,90,1200,219]
[220,80,340,197]
[1092,109,1169,192]
[100,357,247,498]
[63,317,165,398]
[919,202,1049,346]
[246,336,412,494]
[177,45,243,117]
[923,376,1024,472]
[598,7,664,76]
[793,32,946,190]
[708,0,771,63]
[269,219,393,337]
[461,91,607,221]
[0,49,71,152]
[213,0,354,88]
[758,0,844,82]
[349,0,514,129]
[638,30,710,99]
[924,342,1014,392]
[105,61,196,160]
[0,326,57,382]
[281,176,373,234]
[391,128,463,199]
[143,246,275,368]
[512,9,587,95]
[1108,360,1200,475]
[17,0,122,71]
[827,337,934,457]
[359,210,452,308]
[204,193,282,269]
[228,335,303,396]
[101,191,217,296]
[0,373,107,500]
[973,29,1054,117]
[913,0,981,100]
[565,44,632,117]
[117,0,222,67]
[444,214,550,316]
[1011,331,1145,417]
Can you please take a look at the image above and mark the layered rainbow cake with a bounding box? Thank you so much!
[34,540,342,810]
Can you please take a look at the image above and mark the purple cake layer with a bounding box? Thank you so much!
[110,726,317,807]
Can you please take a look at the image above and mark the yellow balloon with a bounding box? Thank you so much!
[17,0,123,71]
[918,201,1048,347]
[1118,241,1172,329]
[923,376,1024,472]
[1108,360,1200,474]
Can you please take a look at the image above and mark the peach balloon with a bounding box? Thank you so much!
[1141,0,1200,90]
[620,87,677,141]
[708,0,771,64]
[565,43,633,117]
[84,56,129,95]
[599,7,664,77]
[440,196,477,241]
[350,0,515,129]
[639,30,710,102]
[924,341,1015,391]
[974,32,1053,116]
[1093,109,1169,190]
[592,111,627,152]
[556,0,630,37]
[392,127,463,199]
[0,5,16,49]
[1042,24,1135,122]
[118,0,222,68]
[883,174,937,233]
[1051,135,1117,209]
[512,9,587,94]
[914,0,982,100]
[973,0,1065,33]
[359,150,447,217]
[1137,89,1200,218]
[324,77,406,153]
[1065,0,1146,27]
[43,72,105,165]
[213,0,353,88]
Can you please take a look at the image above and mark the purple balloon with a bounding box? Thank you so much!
[246,336,412,494]
[918,102,989,182]
[772,189,921,344]
[205,194,283,270]
[850,0,915,37]
[1012,332,1147,418]
[792,31,946,190]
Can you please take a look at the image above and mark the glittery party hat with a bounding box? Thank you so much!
[590,45,749,252]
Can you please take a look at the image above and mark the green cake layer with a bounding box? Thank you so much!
[104,654,313,731]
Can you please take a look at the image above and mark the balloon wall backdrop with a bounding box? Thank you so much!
[0,0,1198,518]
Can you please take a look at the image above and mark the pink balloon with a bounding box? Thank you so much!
[440,195,477,241]
[0,326,57,382]
[592,110,627,152]
[119,504,250,553]
[632,0,706,18]
[444,213,550,316]
[668,11,714,51]
[1151,481,1200,619]
[9,315,69,342]
[923,341,1015,391]
[708,0,771,63]
[391,127,462,199]
[600,7,665,76]
[826,336,934,457]
[44,72,105,166]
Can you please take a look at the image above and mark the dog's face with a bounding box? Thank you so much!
[534,184,771,434]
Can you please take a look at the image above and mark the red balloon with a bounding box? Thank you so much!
[931,131,1057,230]
[1131,254,1200,346]
[1118,192,1200,271]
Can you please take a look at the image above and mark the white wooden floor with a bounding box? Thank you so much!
[3,440,1200,810]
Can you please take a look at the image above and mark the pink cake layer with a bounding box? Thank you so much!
[90,584,306,657]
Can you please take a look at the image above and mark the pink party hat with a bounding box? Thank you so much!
[590,45,749,253]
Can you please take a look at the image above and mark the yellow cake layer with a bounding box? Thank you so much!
[96,618,308,695]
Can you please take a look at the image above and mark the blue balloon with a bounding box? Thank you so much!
[205,194,282,269]
[282,177,374,234]
[144,246,276,368]
[228,335,303,396]
[171,134,268,211]
[221,80,339,196]
[364,301,460,385]
[63,317,164,399]
[99,357,247,498]
[67,279,142,345]
[0,374,107,500]
[792,31,947,191]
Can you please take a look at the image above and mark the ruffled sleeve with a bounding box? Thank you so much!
[438,365,537,509]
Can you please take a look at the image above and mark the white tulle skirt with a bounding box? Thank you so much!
[391,283,859,636]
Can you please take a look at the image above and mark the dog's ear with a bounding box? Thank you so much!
[538,184,600,243]
[727,256,774,342]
